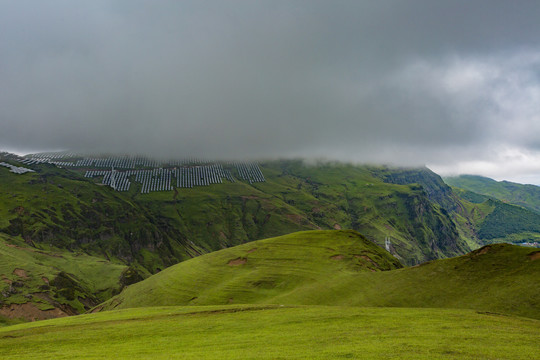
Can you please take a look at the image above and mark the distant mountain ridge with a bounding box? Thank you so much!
[445,175,540,213]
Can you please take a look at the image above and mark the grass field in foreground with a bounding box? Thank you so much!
[0,305,538,359]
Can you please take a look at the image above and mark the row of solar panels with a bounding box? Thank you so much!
[84,163,264,193]
[0,162,35,174]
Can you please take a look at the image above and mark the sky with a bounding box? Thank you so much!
[2,1,540,184]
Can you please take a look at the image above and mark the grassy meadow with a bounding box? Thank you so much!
[0,305,538,359]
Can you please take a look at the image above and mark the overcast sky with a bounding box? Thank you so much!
[2,1,540,184]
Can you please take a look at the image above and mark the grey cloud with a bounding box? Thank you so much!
[2,1,540,181]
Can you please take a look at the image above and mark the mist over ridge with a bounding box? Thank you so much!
[2,1,540,184]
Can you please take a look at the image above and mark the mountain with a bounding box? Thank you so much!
[0,159,200,272]
[100,230,540,320]
[369,166,462,212]
[3,152,540,320]
[445,175,540,213]
[446,175,540,246]
[143,160,468,265]
[2,153,470,266]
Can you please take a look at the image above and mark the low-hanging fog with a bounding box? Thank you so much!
[2,1,540,184]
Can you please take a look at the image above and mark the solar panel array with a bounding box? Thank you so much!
[27,152,265,193]
[235,162,266,183]
[0,162,35,174]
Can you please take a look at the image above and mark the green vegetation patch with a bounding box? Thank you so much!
[0,305,538,359]
[102,234,540,320]
[0,233,127,317]
[99,230,402,310]
[477,200,540,240]
[445,175,540,213]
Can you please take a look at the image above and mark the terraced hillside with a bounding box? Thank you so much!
[101,230,540,320]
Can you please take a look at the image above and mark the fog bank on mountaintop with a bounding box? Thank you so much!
[2,1,540,183]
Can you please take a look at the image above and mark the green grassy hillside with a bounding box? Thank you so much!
[136,160,468,265]
[0,305,537,359]
[101,230,540,319]
[450,187,540,245]
[2,155,468,267]
[445,175,540,213]
[6,153,538,268]
[0,161,199,272]
[98,230,402,310]
[0,233,128,321]
[3,153,539,321]
[370,165,462,212]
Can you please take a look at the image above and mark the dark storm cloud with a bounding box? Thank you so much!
[2,1,540,181]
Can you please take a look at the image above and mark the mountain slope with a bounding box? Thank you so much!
[100,231,540,320]
[139,160,468,265]
[0,160,200,272]
[449,187,540,246]
[0,232,128,320]
[3,153,536,268]
[370,165,462,212]
[98,230,402,310]
[445,175,540,213]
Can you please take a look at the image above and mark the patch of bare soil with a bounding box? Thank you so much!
[241,195,259,200]
[473,246,491,256]
[528,251,540,261]
[228,258,247,266]
[0,303,68,321]
[32,293,78,316]
[331,255,345,260]
[333,223,342,230]
[41,276,49,284]
[2,276,12,284]
[246,248,257,253]
[285,214,304,224]
[78,296,97,310]
[90,305,104,313]
[12,268,28,279]
[354,255,380,269]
